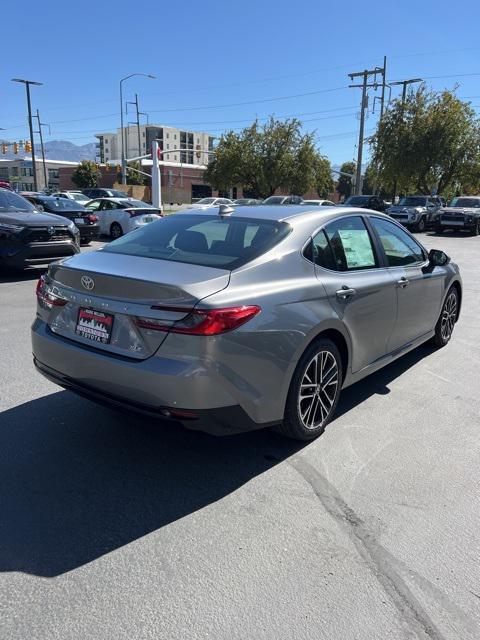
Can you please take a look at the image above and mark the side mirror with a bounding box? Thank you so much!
[428,249,450,267]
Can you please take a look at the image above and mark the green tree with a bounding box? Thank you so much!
[71,160,102,188]
[127,161,146,185]
[205,117,325,198]
[336,161,356,199]
[370,87,480,195]
[314,155,334,198]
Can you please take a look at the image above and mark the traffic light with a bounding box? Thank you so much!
[1,144,7,154]
[196,144,201,159]
[24,141,31,152]
[13,142,19,154]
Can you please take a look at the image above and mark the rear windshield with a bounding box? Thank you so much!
[40,198,86,210]
[344,196,369,205]
[449,197,480,208]
[0,190,35,212]
[120,199,153,208]
[102,214,291,269]
[398,196,428,206]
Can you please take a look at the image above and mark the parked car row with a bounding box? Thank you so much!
[385,195,480,235]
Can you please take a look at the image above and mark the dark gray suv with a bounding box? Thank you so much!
[0,188,80,269]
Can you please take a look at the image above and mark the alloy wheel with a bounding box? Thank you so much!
[298,350,339,430]
[440,292,457,341]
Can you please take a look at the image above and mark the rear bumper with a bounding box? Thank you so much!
[0,241,79,269]
[78,224,100,242]
[31,319,269,435]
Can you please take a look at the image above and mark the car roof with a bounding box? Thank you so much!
[182,204,393,225]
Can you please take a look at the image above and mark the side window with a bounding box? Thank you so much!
[309,230,336,270]
[86,200,101,211]
[370,217,425,267]
[323,216,378,271]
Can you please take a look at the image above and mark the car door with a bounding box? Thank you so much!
[368,216,444,351]
[311,215,397,373]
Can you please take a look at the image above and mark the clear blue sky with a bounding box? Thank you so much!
[1,0,479,165]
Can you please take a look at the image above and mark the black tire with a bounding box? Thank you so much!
[471,220,480,236]
[414,217,426,233]
[273,338,343,441]
[110,222,123,239]
[431,287,458,348]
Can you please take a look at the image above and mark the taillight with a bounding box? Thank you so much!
[36,275,67,307]
[135,305,261,336]
[86,214,98,223]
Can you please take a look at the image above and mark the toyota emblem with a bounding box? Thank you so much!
[47,226,55,236]
[81,275,95,291]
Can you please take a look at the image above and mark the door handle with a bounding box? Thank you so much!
[397,277,409,288]
[336,286,356,299]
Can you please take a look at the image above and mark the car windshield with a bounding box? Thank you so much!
[398,196,428,207]
[343,196,369,205]
[119,199,153,208]
[102,214,291,270]
[449,197,480,208]
[71,192,89,201]
[40,198,86,211]
[196,198,216,205]
[262,196,285,205]
[108,190,128,197]
[0,190,35,212]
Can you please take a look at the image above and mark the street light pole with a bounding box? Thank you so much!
[11,78,43,191]
[119,73,155,185]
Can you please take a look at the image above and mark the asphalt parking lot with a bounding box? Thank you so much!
[1,232,479,640]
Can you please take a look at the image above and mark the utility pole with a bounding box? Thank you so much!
[11,78,43,191]
[127,93,142,158]
[348,62,386,195]
[34,109,49,190]
[389,78,423,203]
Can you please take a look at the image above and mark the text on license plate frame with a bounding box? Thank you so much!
[76,308,114,344]
[74,217,85,224]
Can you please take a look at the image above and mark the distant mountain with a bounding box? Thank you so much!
[0,139,96,162]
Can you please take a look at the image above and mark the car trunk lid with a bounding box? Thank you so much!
[41,251,230,359]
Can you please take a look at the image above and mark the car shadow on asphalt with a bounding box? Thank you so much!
[0,391,303,577]
[336,342,436,418]
[0,343,436,578]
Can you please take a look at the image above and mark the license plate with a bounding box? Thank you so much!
[142,216,155,223]
[74,218,85,224]
[76,308,114,344]
[445,220,464,226]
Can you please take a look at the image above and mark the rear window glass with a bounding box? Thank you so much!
[102,214,291,269]
[0,190,35,212]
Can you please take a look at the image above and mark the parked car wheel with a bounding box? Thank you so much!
[431,287,458,348]
[471,220,480,236]
[274,338,342,441]
[110,222,123,239]
[414,217,426,233]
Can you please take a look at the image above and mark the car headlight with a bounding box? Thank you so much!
[0,222,25,234]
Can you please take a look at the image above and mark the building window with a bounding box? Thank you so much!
[166,132,169,138]
[174,134,177,140]
[143,132,145,137]
[11,167,18,176]
[0,167,8,178]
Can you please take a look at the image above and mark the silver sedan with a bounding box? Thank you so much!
[32,205,462,440]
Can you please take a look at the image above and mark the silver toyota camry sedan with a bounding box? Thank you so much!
[32,205,462,440]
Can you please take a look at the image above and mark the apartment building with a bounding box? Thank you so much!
[0,158,79,191]
[95,125,215,166]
